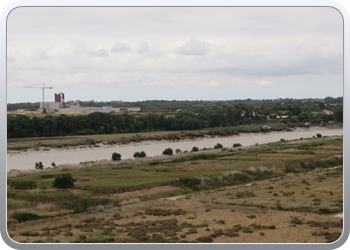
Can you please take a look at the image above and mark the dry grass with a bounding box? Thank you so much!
[8,166,343,243]
[7,137,343,243]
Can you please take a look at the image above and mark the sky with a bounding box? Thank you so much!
[6,7,344,103]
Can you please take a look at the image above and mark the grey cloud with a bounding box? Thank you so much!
[175,38,211,56]
[89,49,109,57]
[111,42,132,53]
[31,50,52,60]
[137,42,149,54]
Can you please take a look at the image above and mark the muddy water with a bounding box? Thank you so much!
[7,127,342,171]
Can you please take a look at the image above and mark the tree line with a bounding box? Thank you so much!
[7,96,343,112]
[7,103,343,138]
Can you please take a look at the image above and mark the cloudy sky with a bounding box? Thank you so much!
[7,7,343,103]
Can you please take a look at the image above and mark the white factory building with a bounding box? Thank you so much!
[58,105,141,114]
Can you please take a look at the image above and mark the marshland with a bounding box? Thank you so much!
[7,133,343,243]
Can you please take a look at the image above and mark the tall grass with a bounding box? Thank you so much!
[7,189,75,201]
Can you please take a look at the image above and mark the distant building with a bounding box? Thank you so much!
[58,106,141,114]
[40,102,63,112]
[323,110,333,115]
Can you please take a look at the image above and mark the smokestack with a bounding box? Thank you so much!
[55,93,61,102]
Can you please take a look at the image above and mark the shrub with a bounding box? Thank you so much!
[196,236,213,243]
[233,143,242,147]
[10,180,37,190]
[191,146,199,152]
[285,165,296,173]
[214,143,223,149]
[227,173,250,184]
[316,133,322,138]
[35,162,44,170]
[51,162,56,168]
[133,151,146,158]
[175,149,182,154]
[112,152,121,161]
[162,148,173,156]
[280,138,286,142]
[60,197,111,213]
[52,173,76,189]
[13,212,42,223]
[178,177,201,190]
[299,162,308,169]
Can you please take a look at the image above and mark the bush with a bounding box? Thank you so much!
[192,146,199,152]
[52,173,76,189]
[299,162,308,169]
[51,162,56,168]
[175,149,182,154]
[133,151,146,158]
[214,143,223,149]
[111,152,121,161]
[162,148,173,156]
[280,138,286,142]
[285,165,296,173]
[178,177,201,190]
[13,212,42,223]
[233,143,242,147]
[10,180,37,190]
[316,133,322,138]
[59,197,112,213]
[227,173,250,183]
[34,162,44,170]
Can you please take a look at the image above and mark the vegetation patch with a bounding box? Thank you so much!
[13,212,43,223]
[9,180,37,190]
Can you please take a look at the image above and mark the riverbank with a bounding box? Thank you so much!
[7,123,298,151]
[7,126,343,172]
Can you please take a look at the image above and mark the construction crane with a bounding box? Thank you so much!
[18,83,53,112]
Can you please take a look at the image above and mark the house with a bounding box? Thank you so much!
[276,115,288,119]
[323,110,333,115]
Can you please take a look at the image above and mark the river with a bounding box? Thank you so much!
[7,127,343,171]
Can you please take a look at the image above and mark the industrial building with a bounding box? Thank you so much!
[58,105,141,114]
[39,92,66,112]
[41,93,141,113]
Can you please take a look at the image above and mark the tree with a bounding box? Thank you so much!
[175,149,182,154]
[34,162,44,170]
[298,112,310,122]
[226,106,234,126]
[133,151,146,158]
[192,146,199,152]
[318,102,325,110]
[214,143,223,149]
[53,173,76,189]
[162,148,173,156]
[333,106,343,122]
[112,152,121,161]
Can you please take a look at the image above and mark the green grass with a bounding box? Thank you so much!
[7,189,75,201]
[7,137,343,202]
[7,198,27,210]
